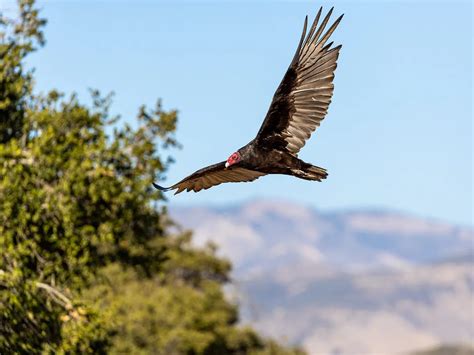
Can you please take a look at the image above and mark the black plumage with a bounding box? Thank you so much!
[154,7,343,194]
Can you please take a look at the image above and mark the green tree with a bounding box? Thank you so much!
[0,0,45,143]
[0,1,305,354]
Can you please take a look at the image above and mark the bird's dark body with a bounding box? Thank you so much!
[237,141,327,181]
[153,7,341,194]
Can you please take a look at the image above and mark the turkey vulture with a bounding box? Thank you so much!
[154,7,343,194]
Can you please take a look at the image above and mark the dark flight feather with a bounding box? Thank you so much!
[153,162,266,195]
[256,9,343,155]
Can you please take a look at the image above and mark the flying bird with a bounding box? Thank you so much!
[154,7,343,194]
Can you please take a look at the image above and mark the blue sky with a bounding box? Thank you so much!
[4,1,472,225]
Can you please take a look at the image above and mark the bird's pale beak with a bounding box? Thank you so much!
[225,162,230,168]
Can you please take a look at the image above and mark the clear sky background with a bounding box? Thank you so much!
[2,0,472,225]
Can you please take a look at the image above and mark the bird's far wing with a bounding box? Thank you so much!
[153,161,266,194]
[256,8,343,155]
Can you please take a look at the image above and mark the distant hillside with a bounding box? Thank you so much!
[240,258,472,354]
[170,200,474,355]
[412,344,474,355]
[170,200,472,275]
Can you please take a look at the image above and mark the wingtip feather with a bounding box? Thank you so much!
[152,182,172,192]
[334,13,344,27]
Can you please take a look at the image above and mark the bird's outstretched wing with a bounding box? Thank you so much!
[153,162,266,194]
[256,8,343,155]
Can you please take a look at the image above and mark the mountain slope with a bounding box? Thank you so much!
[170,200,474,354]
[171,200,472,275]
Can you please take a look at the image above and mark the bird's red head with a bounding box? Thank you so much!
[225,152,241,168]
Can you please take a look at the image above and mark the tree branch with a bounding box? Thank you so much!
[36,282,73,309]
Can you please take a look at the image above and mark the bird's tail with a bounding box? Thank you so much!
[295,162,328,181]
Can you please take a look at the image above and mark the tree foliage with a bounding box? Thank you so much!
[0,1,305,354]
[0,0,45,143]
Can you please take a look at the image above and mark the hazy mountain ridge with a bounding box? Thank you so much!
[170,200,473,355]
[241,258,473,354]
[170,200,472,274]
